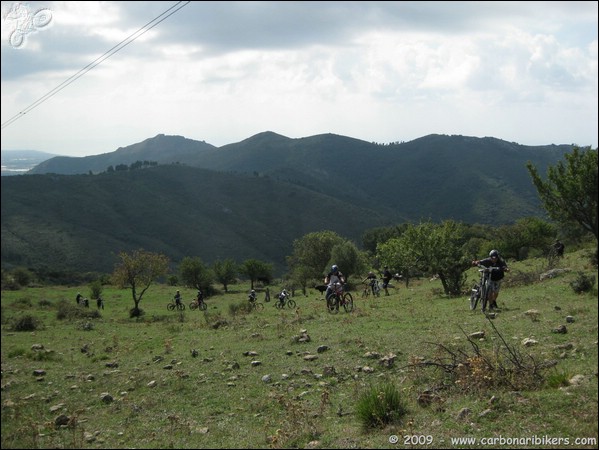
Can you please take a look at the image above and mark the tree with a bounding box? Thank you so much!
[527,146,598,241]
[239,259,273,290]
[111,249,169,317]
[328,240,367,282]
[179,256,214,293]
[377,221,471,296]
[212,258,238,293]
[287,231,345,282]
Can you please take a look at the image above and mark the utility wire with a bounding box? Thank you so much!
[2,1,190,130]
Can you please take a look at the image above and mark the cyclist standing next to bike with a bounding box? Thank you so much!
[324,265,345,300]
[362,271,377,296]
[553,239,565,257]
[382,267,392,296]
[174,290,182,307]
[472,250,509,310]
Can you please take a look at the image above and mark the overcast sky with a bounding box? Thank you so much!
[1,1,597,157]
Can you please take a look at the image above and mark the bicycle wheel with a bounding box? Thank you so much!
[342,293,354,312]
[275,301,284,309]
[167,303,175,311]
[189,302,198,310]
[469,285,480,311]
[480,281,489,313]
[326,295,339,314]
[254,302,264,311]
[199,301,207,311]
[287,299,297,308]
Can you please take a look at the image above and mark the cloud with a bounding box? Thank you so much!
[1,1,597,156]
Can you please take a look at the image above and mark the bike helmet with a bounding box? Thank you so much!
[331,265,338,273]
[489,250,499,258]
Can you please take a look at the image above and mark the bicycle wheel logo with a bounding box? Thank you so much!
[4,3,53,48]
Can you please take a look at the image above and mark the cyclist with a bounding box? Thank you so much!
[248,289,257,303]
[324,265,345,302]
[381,266,392,296]
[553,239,565,257]
[174,290,182,307]
[278,289,289,307]
[362,271,378,296]
[471,249,509,311]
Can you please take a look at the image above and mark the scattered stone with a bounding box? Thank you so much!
[552,325,567,334]
[191,349,199,357]
[261,374,272,383]
[363,351,380,359]
[251,360,262,366]
[100,393,113,403]
[31,344,44,351]
[456,407,471,420]
[303,354,318,361]
[54,414,70,427]
[522,338,538,347]
[469,331,485,339]
[478,408,493,417]
[565,316,575,323]
[317,345,329,353]
[147,380,157,388]
[33,369,46,376]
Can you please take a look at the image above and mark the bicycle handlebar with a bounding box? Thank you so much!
[477,264,502,272]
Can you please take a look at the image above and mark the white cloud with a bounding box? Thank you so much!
[1,1,597,155]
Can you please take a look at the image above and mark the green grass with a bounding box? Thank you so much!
[1,249,597,449]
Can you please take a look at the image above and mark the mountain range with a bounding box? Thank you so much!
[1,132,573,275]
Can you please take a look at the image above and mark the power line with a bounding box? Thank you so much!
[1,1,190,130]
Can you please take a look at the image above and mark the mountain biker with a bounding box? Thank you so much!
[278,289,289,306]
[324,265,345,301]
[472,250,509,311]
[248,289,257,303]
[381,266,392,296]
[362,271,378,296]
[174,290,182,307]
[553,239,565,257]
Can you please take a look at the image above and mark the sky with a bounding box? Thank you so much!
[1,1,597,157]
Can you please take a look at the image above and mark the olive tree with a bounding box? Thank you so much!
[527,146,598,241]
[112,249,169,317]
[179,256,214,293]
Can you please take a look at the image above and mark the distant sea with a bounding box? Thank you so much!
[1,150,58,176]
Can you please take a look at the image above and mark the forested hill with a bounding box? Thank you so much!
[3,133,572,274]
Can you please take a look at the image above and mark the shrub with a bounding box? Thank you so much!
[569,272,595,294]
[10,315,42,332]
[356,383,408,430]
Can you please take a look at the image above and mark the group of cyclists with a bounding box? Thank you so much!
[168,247,515,314]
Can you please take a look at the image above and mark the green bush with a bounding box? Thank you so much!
[10,315,41,332]
[570,272,596,294]
[356,383,407,430]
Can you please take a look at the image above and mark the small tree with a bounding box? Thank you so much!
[527,146,598,241]
[179,256,214,293]
[239,259,273,290]
[112,249,169,317]
[212,258,238,293]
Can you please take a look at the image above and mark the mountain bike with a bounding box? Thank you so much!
[189,297,207,311]
[167,299,185,311]
[249,299,264,311]
[326,282,354,313]
[469,265,501,313]
[362,280,381,298]
[275,290,296,309]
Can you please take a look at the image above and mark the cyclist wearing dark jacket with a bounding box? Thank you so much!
[472,249,509,310]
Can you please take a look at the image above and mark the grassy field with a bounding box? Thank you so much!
[1,249,597,449]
